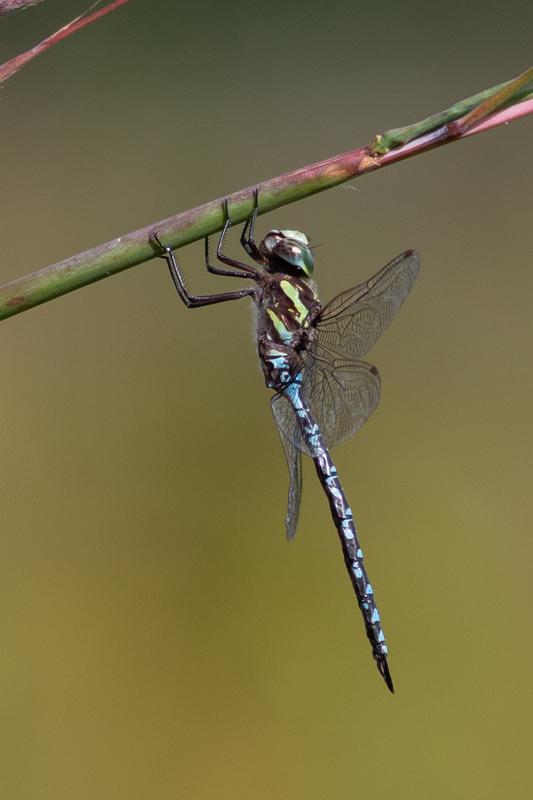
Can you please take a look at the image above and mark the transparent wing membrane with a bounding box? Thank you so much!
[301,356,381,451]
[272,359,381,456]
[272,411,303,541]
[271,250,419,536]
[314,250,420,361]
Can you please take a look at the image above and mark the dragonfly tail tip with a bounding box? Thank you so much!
[377,656,395,694]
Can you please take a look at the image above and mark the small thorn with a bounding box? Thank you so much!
[377,656,394,693]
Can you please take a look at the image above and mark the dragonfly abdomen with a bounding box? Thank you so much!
[284,378,394,692]
[312,453,393,692]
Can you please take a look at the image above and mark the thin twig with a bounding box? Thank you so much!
[0,71,531,321]
[0,0,46,16]
[0,0,130,82]
[368,66,532,152]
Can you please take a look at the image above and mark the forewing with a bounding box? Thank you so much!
[271,395,303,540]
[315,250,419,361]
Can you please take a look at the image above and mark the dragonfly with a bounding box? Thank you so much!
[151,189,419,692]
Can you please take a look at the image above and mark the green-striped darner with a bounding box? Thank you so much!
[151,190,419,691]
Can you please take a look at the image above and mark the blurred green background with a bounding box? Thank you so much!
[1,1,532,797]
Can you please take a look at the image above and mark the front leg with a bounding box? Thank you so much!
[240,187,263,262]
[204,233,256,281]
[214,196,262,274]
[151,234,255,309]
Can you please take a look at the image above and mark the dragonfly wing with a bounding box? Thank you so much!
[315,250,420,361]
[271,395,303,540]
[272,358,381,455]
[301,356,381,449]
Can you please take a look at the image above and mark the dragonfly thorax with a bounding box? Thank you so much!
[259,229,314,277]
[257,272,320,390]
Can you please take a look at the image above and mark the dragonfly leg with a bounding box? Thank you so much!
[204,234,257,280]
[240,187,263,262]
[215,196,263,273]
[151,233,255,309]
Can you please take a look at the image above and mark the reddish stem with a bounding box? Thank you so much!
[0,0,131,82]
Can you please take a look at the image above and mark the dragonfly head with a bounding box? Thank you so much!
[259,229,314,277]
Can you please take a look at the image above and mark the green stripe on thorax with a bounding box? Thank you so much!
[280,280,310,324]
[266,307,292,342]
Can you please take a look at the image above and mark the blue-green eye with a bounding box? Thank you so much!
[275,237,314,276]
[260,228,314,275]
[283,244,313,275]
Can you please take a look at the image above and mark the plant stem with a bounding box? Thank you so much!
[0,0,131,82]
[369,66,532,153]
[0,72,531,322]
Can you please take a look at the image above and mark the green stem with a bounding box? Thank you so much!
[1,72,531,321]
[369,66,533,154]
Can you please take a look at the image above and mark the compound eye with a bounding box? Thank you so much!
[273,239,314,276]
[262,230,284,255]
